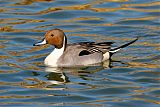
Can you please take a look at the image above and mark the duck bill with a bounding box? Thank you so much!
[33,38,47,46]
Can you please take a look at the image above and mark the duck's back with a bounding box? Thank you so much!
[57,44,103,67]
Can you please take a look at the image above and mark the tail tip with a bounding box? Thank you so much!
[109,37,139,54]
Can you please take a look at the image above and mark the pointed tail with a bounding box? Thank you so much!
[109,37,138,56]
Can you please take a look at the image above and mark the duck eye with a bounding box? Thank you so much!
[51,34,54,37]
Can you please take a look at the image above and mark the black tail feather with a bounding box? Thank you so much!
[109,37,138,56]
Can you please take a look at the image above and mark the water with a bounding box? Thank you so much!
[0,0,160,107]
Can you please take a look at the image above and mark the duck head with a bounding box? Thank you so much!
[33,28,66,49]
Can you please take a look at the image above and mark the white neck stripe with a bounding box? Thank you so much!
[44,36,66,67]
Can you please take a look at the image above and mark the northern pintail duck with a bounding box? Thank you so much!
[33,28,138,67]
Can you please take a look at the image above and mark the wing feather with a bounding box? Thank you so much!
[77,42,114,56]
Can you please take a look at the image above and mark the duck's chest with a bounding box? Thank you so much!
[44,48,64,67]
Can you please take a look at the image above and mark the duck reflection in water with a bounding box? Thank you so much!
[44,59,111,85]
[45,67,70,85]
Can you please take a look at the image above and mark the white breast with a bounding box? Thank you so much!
[44,38,65,67]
